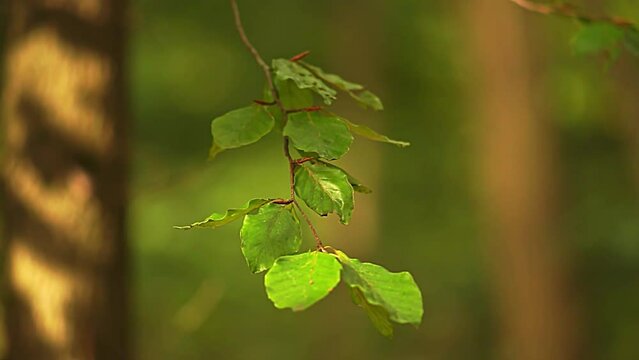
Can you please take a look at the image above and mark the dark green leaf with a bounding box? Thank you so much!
[277,78,315,109]
[294,162,354,224]
[337,251,423,326]
[351,287,394,338]
[210,105,275,159]
[265,251,342,311]
[624,28,639,57]
[284,112,353,160]
[342,118,410,147]
[262,79,315,123]
[572,22,625,56]
[272,58,337,105]
[349,90,384,111]
[240,203,302,273]
[174,199,271,230]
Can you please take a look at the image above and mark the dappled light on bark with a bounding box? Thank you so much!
[2,0,129,359]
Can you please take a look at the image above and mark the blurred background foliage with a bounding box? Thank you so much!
[2,0,639,359]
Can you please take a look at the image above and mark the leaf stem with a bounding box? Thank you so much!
[285,106,323,114]
[283,137,296,200]
[294,201,325,251]
[231,0,322,247]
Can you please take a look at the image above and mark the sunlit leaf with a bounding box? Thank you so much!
[294,162,354,224]
[284,112,353,160]
[174,198,271,230]
[240,203,302,273]
[318,160,372,194]
[210,105,275,159]
[265,251,342,311]
[341,118,410,147]
[337,251,423,326]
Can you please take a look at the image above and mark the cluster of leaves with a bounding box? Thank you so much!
[177,56,422,337]
[510,0,639,62]
[572,21,639,61]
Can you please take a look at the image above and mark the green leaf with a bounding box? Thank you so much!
[318,160,372,194]
[262,79,315,124]
[174,198,271,230]
[351,287,394,338]
[349,90,384,111]
[294,162,354,224]
[572,22,625,56]
[341,118,410,147]
[272,58,337,105]
[301,62,364,91]
[337,251,423,326]
[624,28,639,57]
[284,112,353,160]
[277,78,315,108]
[240,203,302,273]
[301,62,383,111]
[210,105,275,159]
[265,251,342,311]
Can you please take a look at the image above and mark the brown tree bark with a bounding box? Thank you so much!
[466,2,580,359]
[2,0,129,359]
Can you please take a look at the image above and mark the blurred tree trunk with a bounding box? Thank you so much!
[466,2,580,360]
[2,0,129,359]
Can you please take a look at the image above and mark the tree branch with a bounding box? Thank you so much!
[231,0,322,248]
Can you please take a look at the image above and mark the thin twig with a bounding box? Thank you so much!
[294,157,314,165]
[272,198,294,205]
[285,106,323,114]
[508,0,634,27]
[231,0,322,246]
[231,0,281,107]
[290,50,311,62]
[283,138,296,200]
[231,0,295,200]
[294,201,325,250]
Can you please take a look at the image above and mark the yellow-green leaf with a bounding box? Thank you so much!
[174,198,271,230]
[337,251,423,327]
[294,162,354,225]
[240,203,302,273]
[210,105,275,159]
[265,251,342,311]
[341,118,410,147]
[284,112,353,160]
